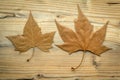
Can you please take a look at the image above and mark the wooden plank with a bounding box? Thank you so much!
[0,0,120,80]
[0,41,120,80]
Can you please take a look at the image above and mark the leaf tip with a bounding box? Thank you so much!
[6,36,8,38]
[102,21,109,29]
[77,4,80,10]
[55,19,57,22]
[15,48,18,51]
[55,44,59,47]
[96,54,101,56]
[29,10,32,15]
[109,48,112,50]
[30,10,32,13]
[28,10,34,20]
[55,20,61,27]
[106,21,109,26]
[77,4,83,18]
[55,19,58,25]
[68,52,73,55]
[6,36,10,39]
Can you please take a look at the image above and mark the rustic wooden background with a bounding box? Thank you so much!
[0,0,120,80]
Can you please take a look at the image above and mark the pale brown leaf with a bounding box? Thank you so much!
[55,5,110,55]
[55,5,111,71]
[6,12,55,61]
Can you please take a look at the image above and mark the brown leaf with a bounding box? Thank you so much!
[6,12,55,61]
[55,5,111,71]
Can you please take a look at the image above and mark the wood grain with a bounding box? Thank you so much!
[0,0,120,80]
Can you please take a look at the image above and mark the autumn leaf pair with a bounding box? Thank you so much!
[7,5,111,71]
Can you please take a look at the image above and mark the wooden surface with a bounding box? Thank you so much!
[0,0,120,80]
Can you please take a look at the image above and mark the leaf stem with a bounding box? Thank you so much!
[71,51,85,71]
[27,48,35,62]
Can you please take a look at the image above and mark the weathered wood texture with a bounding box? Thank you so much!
[0,0,120,80]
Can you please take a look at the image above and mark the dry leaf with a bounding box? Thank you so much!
[55,5,111,71]
[7,12,55,62]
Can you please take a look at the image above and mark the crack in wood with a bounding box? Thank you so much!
[16,78,33,80]
[0,12,25,19]
[15,74,120,80]
[31,74,120,80]
[92,55,99,69]
[107,2,120,6]
[0,12,15,19]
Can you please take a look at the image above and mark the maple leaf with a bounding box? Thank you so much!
[55,5,111,71]
[6,12,55,62]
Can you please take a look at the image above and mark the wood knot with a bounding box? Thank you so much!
[37,74,44,78]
